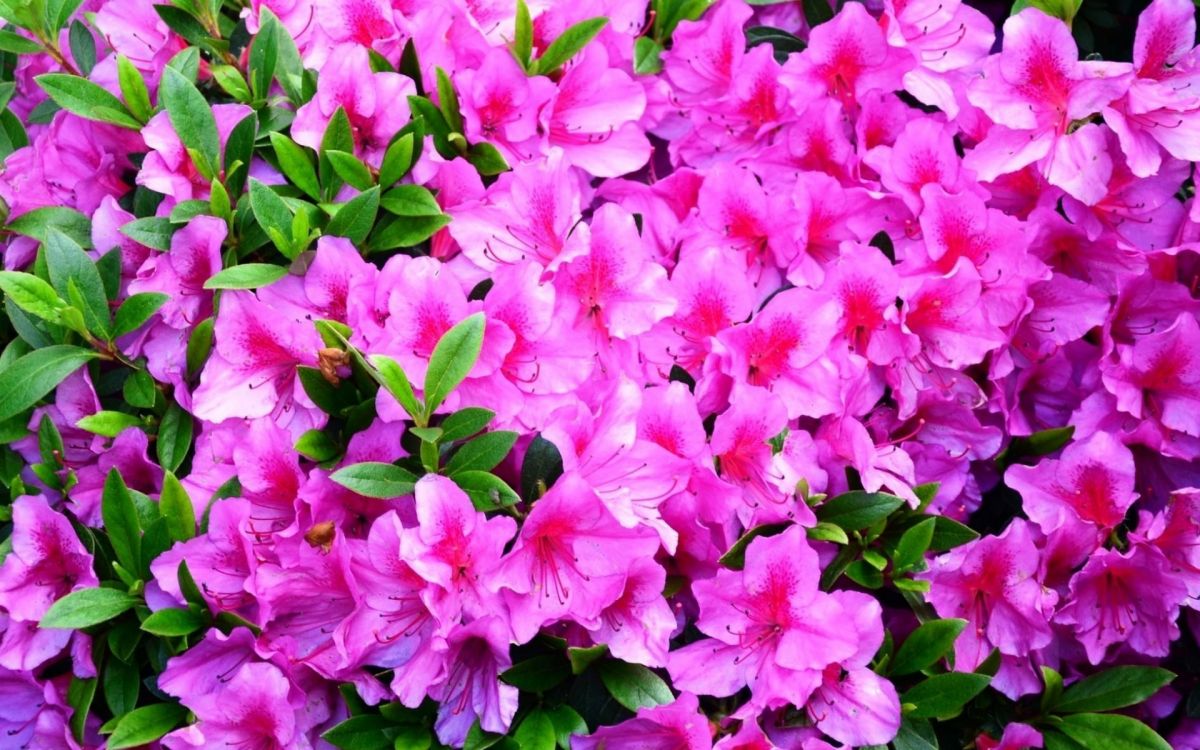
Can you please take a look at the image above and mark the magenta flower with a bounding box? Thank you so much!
[428,616,518,747]
[163,662,311,749]
[493,471,660,642]
[1056,543,1188,664]
[923,520,1058,669]
[291,45,415,166]
[668,526,865,710]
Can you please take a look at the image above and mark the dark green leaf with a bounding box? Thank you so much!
[186,317,214,378]
[445,431,517,475]
[269,132,320,200]
[102,469,142,575]
[321,715,394,750]
[378,133,415,186]
[1053,667,1175,714]
[0,345,98,422]
[1056,713,1171,750]
[451,470,520,510]
[719,522,791,570]
[156,403,193,473]
[545,705,587,750]
[114,293,168,336]
[999,426,1075,467]
[41,587,139,629]
[223,113,258,197]
[153,4,208,44]
[120,217,174,251]
[439,407,495,442]
[68,20,96,76]
[901,672,991,719]
[102,657,140,716]
[465,142,509,176]
[890,619,966,676]
[6,206,91,246]
[893,517,935,571]
[326,186,380,245]
[501,654,570,692]
[928,516,979,551]
[159,65,221,177]
[367,214,452,252]
[568,644,608,675]
[330,462,418,498]
[159,471,196,543]
[248,7,279,100]
[598,660,673,712]
[327,150,374,191]
[107,703,188,750]
[34,73,141,129]
[815,491,905,530]
[801,0,834,27]
[520,434,563,501]
[533,17,607,75]
[380,185,442,217]
[248,179,295,257]
[892,717,939,750]
[46,228,110,338]
[514,711,556,750]
[67,676,97,744]
[745,26,805,62]
[423,312,485,417]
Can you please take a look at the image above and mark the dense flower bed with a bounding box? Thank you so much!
[0,0,1198,747]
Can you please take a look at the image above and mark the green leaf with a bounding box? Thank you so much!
[367,214,452,252]
[153,4,208,44]
[890,619,966,676]
[501,654,570,692]
[393,725,433,750]
[513,0,532,67]
[366,354,423,419]
[248,179,296,257]
[514,711,556,750]
[1010,0,1083,24]
[435,66,463,133]
[40,587,138,629]
[45,228,110,338]
[186,317,213,377]
[381,185,443,217]
[66,676,97,744]
[520,434,563,501]
[6,206,91,247]
[892,717,939,750]
[445,431,517,475]
[34,73,141,129]
[327,149,374,191]
[47,0,87,32]
[533,17,607,75]
[331,462,418,498]
[107,703,188,750]
[901,672,991,719]
[719,522,791,570]
[928,516,979,551]
[160,65,221,178]
[452,471,520,510]
[465,142,510,176]
[141,606,206,636]
[76,411,141,437]
[801,0,834,27]
[1042,666,1065,715]
[893,517,936,571]
[544,705,587,750]
[296,429,339,462]
[203,263,289,290]
[248,6,279,99]
[0,270,66,323]
[378,133,415,186]
[439,407,495,442]
[1055,713,1171,750]
[156,403,193,473]
[805,521,849,544]
[1052,667,1175,714]
[120,217,174,250]
[423,312,485,417]
[102,656,139,716]
[269,132,321,200]
[224,113,258,197]
[598,660,673,712]
[0,29,43,54]
[322,715,394,750]
[114,292,168,336]
[326,186,381,245]
[633,36,663,74]
[568,644,608,675]
[999,425,1075,467]
[745,25,806,62]
[102,469,142,575]
[0,345,99,422]
[211,63,251,102]
[159,471,196,543]
[68,20,96,76]
[115,54,153,123]
[815,491,905,530]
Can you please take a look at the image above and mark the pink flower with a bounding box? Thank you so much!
[1056,543,1189,663]
[668,526,865,710]
[163,661,312,749]
[291,45,415,167]
[429,616,518,746]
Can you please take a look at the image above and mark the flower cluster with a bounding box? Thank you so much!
[0,0,1197,748]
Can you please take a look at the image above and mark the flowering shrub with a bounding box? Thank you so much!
[0,0,1198,747]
